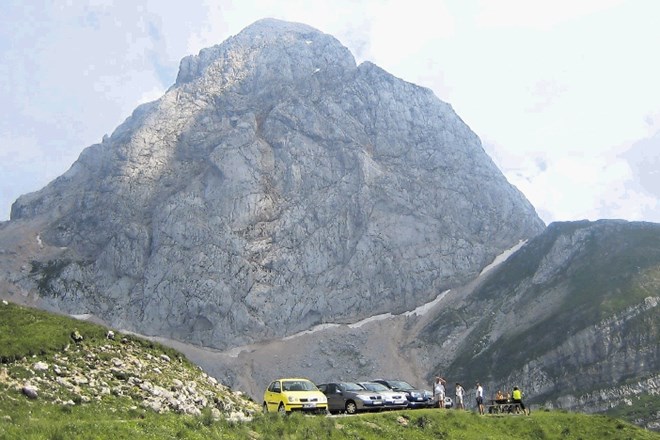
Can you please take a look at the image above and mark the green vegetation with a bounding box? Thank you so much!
[0,301,180,363]
[2,401,658,439]
[607,394,660,428]
[2,301,658,439]
[30,259,73,297]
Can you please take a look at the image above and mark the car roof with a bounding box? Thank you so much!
[272,378,313,382]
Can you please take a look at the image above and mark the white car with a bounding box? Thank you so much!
[357,381,409,410]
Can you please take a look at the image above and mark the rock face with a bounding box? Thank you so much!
[6,18,543,349]
[418,220,660,429]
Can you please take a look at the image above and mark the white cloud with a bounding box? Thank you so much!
[476,0,625,30]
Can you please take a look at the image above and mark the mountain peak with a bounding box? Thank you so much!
[175,18,355,86]
[7,18,543,351]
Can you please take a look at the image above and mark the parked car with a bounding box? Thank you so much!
[317,382,385,414]
[372,379,433,408]
[263,378,328,414]
[356,381,409,410]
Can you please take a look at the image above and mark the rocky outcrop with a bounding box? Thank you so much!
[4,18,543,349]
[0,318,258,421]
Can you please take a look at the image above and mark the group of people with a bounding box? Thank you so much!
[433,377,529,415]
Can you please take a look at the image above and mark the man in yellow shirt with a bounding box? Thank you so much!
[511,386,529,415]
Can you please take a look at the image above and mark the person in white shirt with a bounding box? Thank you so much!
[455,383,464,410]
[433,376,446,408]
[475,382,484,415]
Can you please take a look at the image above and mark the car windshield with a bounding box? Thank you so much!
[361,382,388,392]
[340,382,364,392]
[389,381,414,390]
[282,380,316,392]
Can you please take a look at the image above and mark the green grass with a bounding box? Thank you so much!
[0,301,181,363]
[1,401,658,440]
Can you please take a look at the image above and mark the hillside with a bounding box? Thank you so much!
[420,220,660,429]
[1,302,658,440]
[0,300,259,429]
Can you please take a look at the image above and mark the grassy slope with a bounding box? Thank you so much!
[2,301,658,439]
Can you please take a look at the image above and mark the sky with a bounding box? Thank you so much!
[1,0,659,224]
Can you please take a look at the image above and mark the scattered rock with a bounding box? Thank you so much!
[171,379,184,390]
[106,330,115,340]
[0,329,259,423]
[22,385,38,399]
[33,361,49,372]
[396,416,409,426]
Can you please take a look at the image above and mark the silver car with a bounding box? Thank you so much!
[357,381,408,410]
[317,382,385,414]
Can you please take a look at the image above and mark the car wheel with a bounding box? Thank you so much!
[263,403,268,413]
[345,400,357,415]
[278,403,287,415]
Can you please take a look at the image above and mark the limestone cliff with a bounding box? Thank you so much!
[5,19,543,349]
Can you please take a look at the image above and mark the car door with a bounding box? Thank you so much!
[265,380,282,412]
[325,383,345,412]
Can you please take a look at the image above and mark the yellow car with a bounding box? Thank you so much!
[263,378,328,414]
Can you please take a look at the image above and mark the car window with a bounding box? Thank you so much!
[361,382,388,392]
[283,380,316,392]
[390,380,413,390]
[342,382,364,391]
[269,381,281,393]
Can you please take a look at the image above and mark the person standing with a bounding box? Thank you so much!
[475,382,484,415]
[455,383,464,410]
[433,377,446,408]
[511,386,529,415]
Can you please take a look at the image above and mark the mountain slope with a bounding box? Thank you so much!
[419,220,660,429]
[2,18,543,350]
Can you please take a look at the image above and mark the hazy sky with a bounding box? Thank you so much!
[1,0,659,224]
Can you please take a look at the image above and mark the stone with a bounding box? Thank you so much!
[22,385,38,399]
[33,361,48,372]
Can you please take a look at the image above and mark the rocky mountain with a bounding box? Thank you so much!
[1,18,543,350]
[1,18,657,431]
